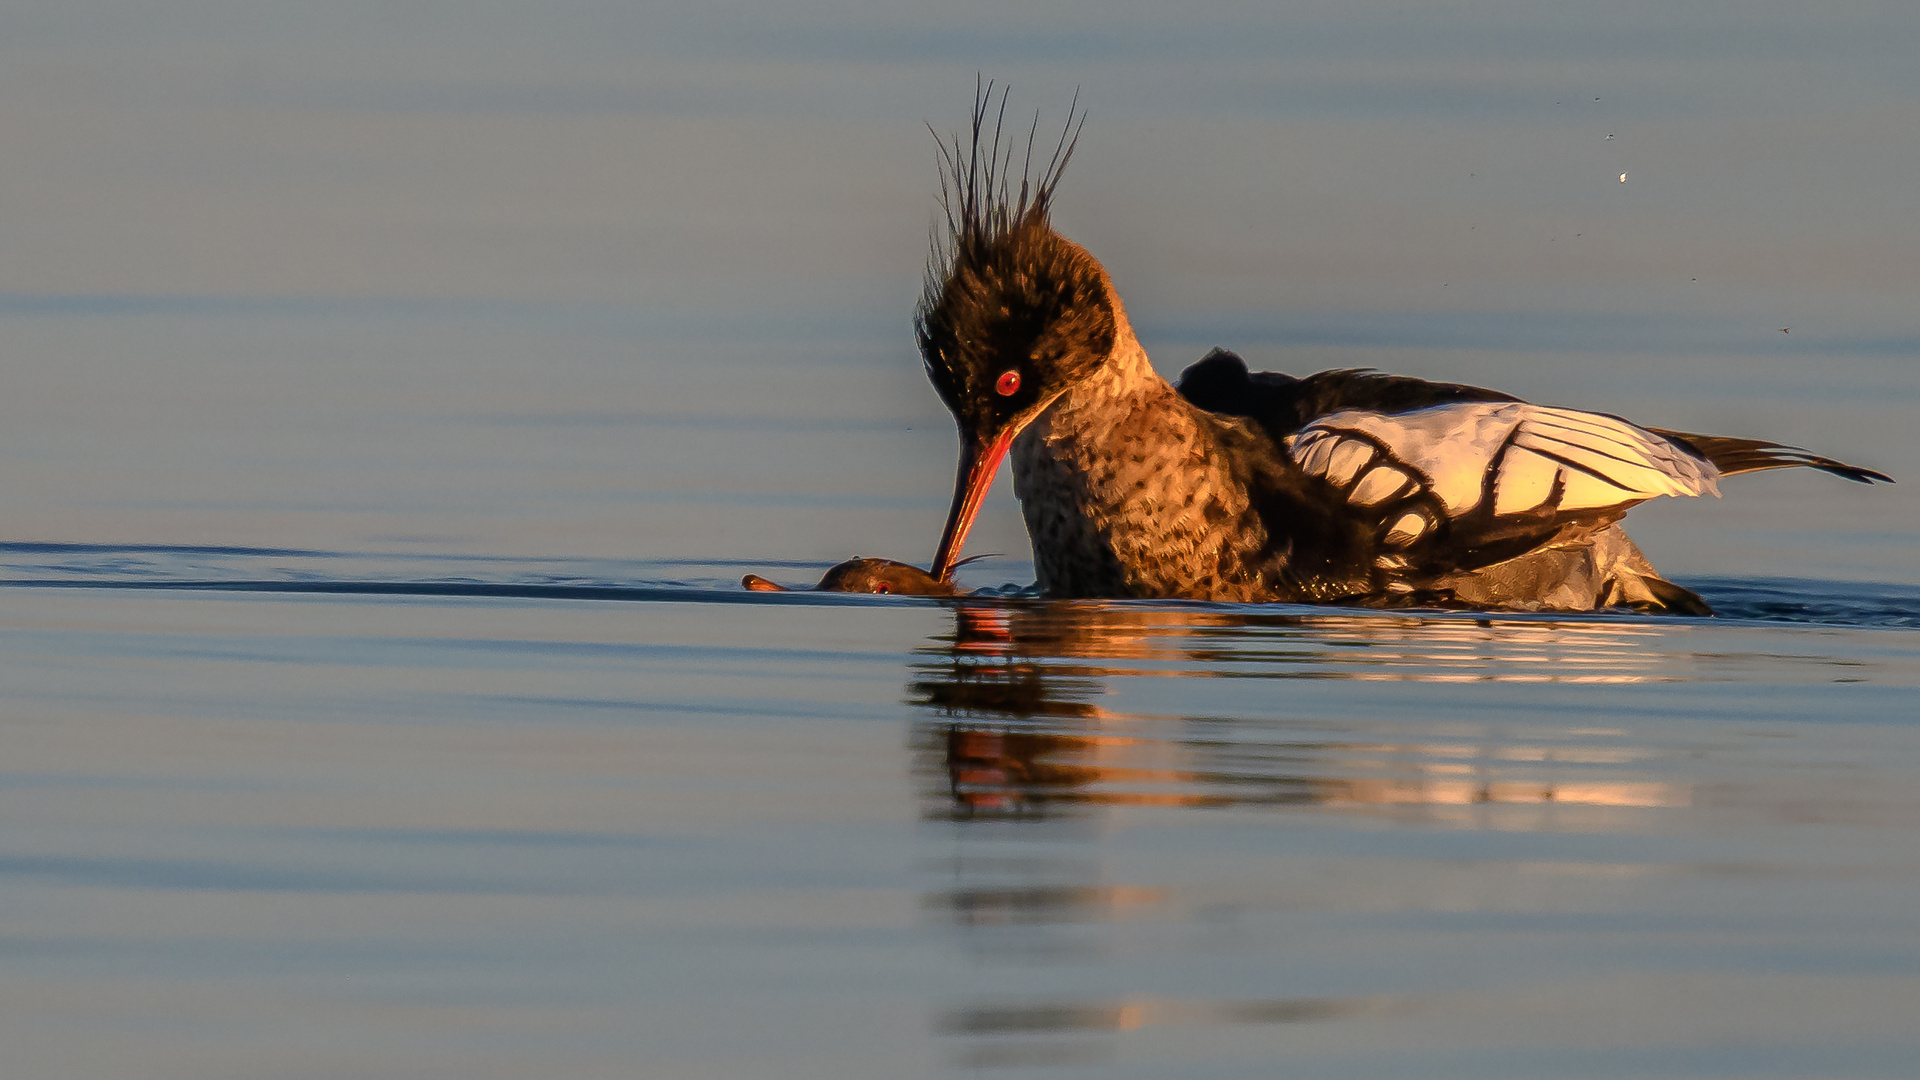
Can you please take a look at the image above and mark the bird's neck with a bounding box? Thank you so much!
[1099,293,1161,394]
[1018,293,1172,470]
[1010,290,1269,599]
[1051,284,1164,411]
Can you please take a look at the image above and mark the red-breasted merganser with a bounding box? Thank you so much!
[744,557,961,595]
[916,89,1891,614]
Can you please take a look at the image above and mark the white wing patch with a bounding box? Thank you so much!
[1383,511,1431,546]
[1349,464,1414,506]
[1286,402,1721,521]
[1323,439,1373,487]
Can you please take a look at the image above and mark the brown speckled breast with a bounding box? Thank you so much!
[1012,371,1276,601]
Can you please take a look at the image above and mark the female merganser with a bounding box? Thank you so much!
[745,557,961,595]
[916,90,1891,614]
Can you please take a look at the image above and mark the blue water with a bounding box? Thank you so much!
[2,559,1918,1078]
[6,542,1920,626]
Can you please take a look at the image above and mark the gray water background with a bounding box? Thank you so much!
[3,2,1919,1077]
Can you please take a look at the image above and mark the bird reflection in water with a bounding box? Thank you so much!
[910,602,1691,822]
[935,994,1373,1069]
[910,602,1696,1065]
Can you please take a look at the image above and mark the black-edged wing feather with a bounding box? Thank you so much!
[1180,348,1889,585]
[1646,429,1892,485]
[1284,401,1720,578]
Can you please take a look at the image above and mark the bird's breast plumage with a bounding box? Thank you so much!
[1012,373,1274,601]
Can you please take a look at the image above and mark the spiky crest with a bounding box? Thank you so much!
[923,77,1083,283]
[916,80,1095,410]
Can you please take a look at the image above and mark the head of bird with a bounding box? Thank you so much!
[916,85,1110,581]
[917,220,1119,580]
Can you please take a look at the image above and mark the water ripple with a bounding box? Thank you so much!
[0,543,1914,628]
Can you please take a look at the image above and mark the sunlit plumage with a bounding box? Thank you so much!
[916,88,1891,614]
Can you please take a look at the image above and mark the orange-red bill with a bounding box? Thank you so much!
[741,574,789,592]
[931,427,1017,582]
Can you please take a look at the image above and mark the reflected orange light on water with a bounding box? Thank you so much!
[913,602,1694,820]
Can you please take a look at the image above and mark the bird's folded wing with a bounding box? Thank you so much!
[1285,403,1719,548]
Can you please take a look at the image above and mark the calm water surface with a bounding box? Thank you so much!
[5,1,1920,1076]
[2,551,1918,1078]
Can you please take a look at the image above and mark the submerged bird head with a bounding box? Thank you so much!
[742,556,961,596]
[917,84,1113,581]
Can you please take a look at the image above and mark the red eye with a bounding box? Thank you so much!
[873,583,890,594]
[995,369,1021,396]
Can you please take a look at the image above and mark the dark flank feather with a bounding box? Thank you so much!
[1176,348,1517,439]
[1645,429,1893,485]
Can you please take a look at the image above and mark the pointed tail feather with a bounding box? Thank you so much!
[1647,429,1893,485]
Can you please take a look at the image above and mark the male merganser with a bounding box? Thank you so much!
[916,89,1891,614]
